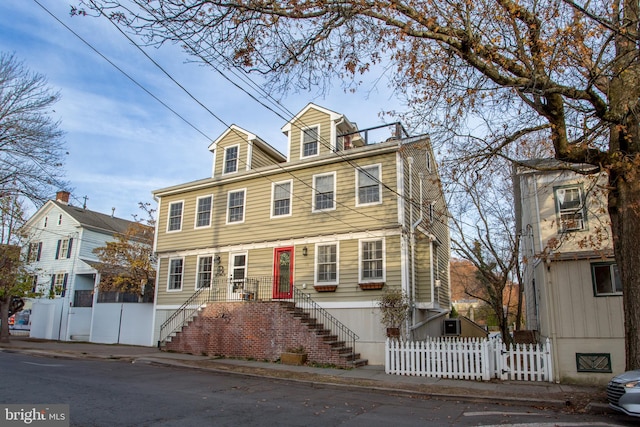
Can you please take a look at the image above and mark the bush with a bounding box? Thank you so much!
[377,288,410,330]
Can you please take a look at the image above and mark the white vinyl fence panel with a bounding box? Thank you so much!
[385,337,553,382]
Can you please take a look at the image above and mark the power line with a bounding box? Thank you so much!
[35,0,448,234]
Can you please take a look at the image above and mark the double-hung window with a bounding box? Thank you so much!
[272,180,292,217]
[55,238,73,260]
[302,127,319,158]
[27,242,42,262]
[195,195,213,228]
[554,185,587,232]
[592,262,622,296]
[316,244,338,284]
[360,239,384,282]
[51,273,68,297]
[168,258,184,291]
[313,173,336,211]
[167,201,183,232]
[357,164,381,205]
[224,145,239,174]
[227,189,246,223]
[196,256,213,289]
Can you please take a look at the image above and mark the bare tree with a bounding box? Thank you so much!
[0,52,67,205]
[447,157,523,344]
[0,52,67,341]
[77,0,640,370]
[0,196,32,343]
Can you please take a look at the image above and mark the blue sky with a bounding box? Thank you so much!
[0,0,401,220]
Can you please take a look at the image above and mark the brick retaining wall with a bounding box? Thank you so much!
[164,302,350,367]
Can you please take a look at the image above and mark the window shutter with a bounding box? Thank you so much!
[55,240,61,259]
[62,273,68,297]
[66,238,73,259]
[50,275,55,293]
[37,242,42,261]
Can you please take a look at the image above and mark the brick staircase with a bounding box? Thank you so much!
[280,302,368,367]
[161,300,368,368]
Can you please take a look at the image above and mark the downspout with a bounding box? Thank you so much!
[335,117,345,151]
[408,161,425,327]
[532,175,544,253]
[533,173,559,382]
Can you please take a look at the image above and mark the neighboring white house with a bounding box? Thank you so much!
[21,191,154,346]
[514,160,623,385]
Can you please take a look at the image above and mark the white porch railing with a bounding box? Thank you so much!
[385,337,553,382]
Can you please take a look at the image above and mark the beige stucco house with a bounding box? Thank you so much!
[514,159,623,384]
[151,103,450,365]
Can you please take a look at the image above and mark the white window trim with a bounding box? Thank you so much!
[167,257,184,292]
[229,252,248,293]
[312,172,337,212]
[166,200,184,233]
[355,163,382,207]
[358,237,386,283]
[195,255,214,290]
[59,239,70,259]
[223,144,240,175]
[53,273,66,296]
[270,179,293,219]
[554,185,587,232]
[194,195,213,229]
[226,188,247,225]
[314,242,339,286]
[300,125,320,159]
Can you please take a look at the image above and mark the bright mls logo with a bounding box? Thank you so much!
[2,405,69,426]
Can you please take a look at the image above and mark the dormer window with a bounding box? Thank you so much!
[302,126,319,158]
[224,145,239,174]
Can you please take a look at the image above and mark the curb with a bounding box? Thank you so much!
[135,356,579,411]
[3,346,609,414]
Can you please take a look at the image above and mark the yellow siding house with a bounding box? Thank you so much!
[152,103,450,365]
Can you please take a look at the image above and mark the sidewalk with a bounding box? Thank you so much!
[0,336,610,414]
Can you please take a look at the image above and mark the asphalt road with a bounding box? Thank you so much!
[1,352,635,427]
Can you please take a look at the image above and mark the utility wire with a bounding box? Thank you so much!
[36,1,449,233]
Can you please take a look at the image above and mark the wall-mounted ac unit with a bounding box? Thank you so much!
[443,319,461,336]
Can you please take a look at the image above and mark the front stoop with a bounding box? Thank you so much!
[162,301,368,368]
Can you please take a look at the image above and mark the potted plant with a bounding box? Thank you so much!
[377,288,410,338]
[280,345,307,365]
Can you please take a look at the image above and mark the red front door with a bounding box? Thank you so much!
[273,247,294,299]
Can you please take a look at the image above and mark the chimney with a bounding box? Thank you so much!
[56,191,70,205]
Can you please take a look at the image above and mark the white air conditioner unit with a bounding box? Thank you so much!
[443,319,461,336]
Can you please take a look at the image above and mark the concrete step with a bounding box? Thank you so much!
[351,358,369,367]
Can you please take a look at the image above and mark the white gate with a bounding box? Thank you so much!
[385,337,553,382]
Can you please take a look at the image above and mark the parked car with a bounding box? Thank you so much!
[607,370,640,417]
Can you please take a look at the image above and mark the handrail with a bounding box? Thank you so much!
[158,286,208,346]
[158,276,361,361]
[292,287,359,360]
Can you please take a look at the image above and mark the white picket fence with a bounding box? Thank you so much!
[385,337,553,382]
